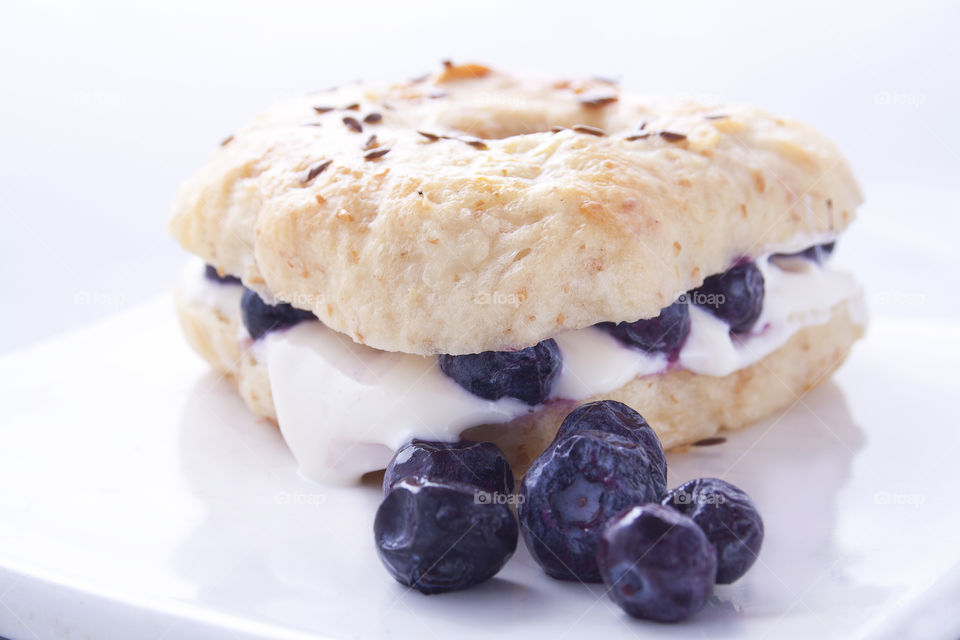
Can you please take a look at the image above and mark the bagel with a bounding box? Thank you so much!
[169,63,865,484]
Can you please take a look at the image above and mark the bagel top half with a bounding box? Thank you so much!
[169,63,862,356]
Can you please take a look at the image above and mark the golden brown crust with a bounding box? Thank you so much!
[174,291,862,474]
[169,64,862,355]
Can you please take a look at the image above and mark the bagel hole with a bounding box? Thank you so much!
[439,117,559,140]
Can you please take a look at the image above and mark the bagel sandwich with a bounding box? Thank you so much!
[169,63,865,484]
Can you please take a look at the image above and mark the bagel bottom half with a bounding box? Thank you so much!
[174,292,863,476]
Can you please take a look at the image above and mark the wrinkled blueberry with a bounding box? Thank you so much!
[552,401,667,483]
[439,339,562,405]
[383,439,514,497]
[598,503,717,622]
[773,242,836,264]
[203,264,241,285]
[597,300,690,359]
[661,477,764,584]
[689,261,764,333]
[518,430,667,582]
[240,287,316,340]
[374,478,518,594]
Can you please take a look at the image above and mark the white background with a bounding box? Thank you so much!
[1,0,958,352]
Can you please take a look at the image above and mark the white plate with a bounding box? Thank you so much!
[0,296,958,640]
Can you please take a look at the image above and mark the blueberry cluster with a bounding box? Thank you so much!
[598,243,833,359]
[430,244,833,404]
[599,257,768,356]
[370,401,765,622]
[517,400,764,622]
[518,402,667,582]
[374,440,519,594]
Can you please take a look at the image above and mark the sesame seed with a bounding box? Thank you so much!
[300,159,332,184]
[460,136,488,150]
[313,106,334,114]
[363,112,383,124]
[342,117,363,133]
[571,124,606,136]
[364,148,391,160]
[659,131,688,142]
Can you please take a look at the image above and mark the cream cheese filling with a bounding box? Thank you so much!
[179,241,864,485]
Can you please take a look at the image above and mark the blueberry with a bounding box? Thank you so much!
[518,430,667,582]
[661,477,764,584]
[203,264,241,285]
[374,478,518,594]
[689,261,764,333]
[773,242,836,264]
[383,439,514,497]
[439,339,562,405]
[598,503,717,622]
[552,401,667,483]
[597,300,690,359]
[240,287,316,340]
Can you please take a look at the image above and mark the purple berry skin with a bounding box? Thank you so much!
[661,477,764,584]
[597,300,690,360]
[439,339,562,405]
[204,264,242,285]
[240,288,316,340]
[518,430,667,582]
[598,504,717,622]
[552,401,667,483]
[382,439,514,496]
[690,261,765,333]
[374,478,518,594]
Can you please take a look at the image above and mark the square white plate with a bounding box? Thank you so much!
[1,296,958,639]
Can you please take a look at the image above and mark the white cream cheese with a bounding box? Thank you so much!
[180,244,864,485]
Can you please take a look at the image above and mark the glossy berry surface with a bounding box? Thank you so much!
[598,503,717,622]
[552,401,666,483]
[439,339,562,405]
[203,264,241,285]
[690,261,765,333]
[661,477,764,584]
[597,300,690,359]
[374,478,518,594]
[240,288,316,340]
[382,439,514,497]
[518,430,668,582]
